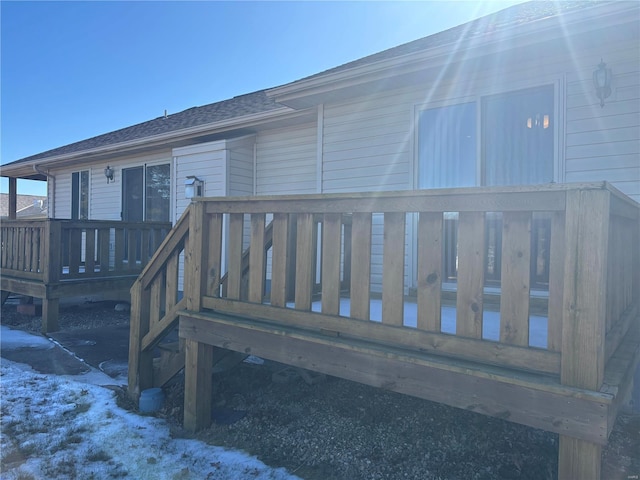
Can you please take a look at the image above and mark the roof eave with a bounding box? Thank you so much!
[1,106,298,179]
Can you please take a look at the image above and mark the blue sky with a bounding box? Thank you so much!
[1,0,524,195]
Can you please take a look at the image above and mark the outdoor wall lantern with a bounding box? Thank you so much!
[185,176,204,199]
[104,165,115,183]
[593,59,612,108]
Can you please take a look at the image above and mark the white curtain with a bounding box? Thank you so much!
[418,102,476,189]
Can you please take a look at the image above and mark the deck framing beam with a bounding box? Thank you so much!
[179,312,611,443]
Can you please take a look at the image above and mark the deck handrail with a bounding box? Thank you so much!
[1,218,171,283]
[128,182,639,400]
[128,207,192,397]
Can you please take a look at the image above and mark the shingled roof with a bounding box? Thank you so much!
[3,1,605,169]
[296,1,595,83]
[8,90,282,166]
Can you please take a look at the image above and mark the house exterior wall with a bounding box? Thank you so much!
[565,44,640,202]
[173,141,227,223]
[227,136,255,197]
[50,150,172,220]
[255,124,317,195]
[38,11,638,297]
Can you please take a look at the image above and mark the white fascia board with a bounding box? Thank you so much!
[267,2,638,104]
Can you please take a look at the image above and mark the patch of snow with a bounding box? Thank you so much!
[0,359,300,480]
[1,325,54,351]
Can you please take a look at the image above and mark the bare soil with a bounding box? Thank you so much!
[2,300,639,479]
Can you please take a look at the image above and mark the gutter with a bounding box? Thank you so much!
[33,165,55,219]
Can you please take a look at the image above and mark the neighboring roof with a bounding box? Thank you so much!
[2,1,633,172]
[0,194,48,218]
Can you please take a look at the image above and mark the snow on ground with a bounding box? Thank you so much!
[0,330,300,480]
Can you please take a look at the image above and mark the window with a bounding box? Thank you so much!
[417,85,554,289]
[418,85,554,188]
[418,102,476,189]
[482,86,554,186]
[71,170,89,220]
[145,164,171,222]
[122,164,170,223]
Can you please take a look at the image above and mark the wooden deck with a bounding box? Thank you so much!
[128,182,639,479]
[1,218,170,332]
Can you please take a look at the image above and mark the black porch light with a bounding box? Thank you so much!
[104,165,115,183]
[593,59,612,108]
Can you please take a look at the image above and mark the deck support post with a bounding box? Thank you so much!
[8,177,17,220]
[41,298,59,333]
[128,280,153,400]
[558,436,601,479]
[558,189,610,479]
[183,338,213,432]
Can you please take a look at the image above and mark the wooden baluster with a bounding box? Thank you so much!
[270,213,289,307]
[85,228,96,275]
[24,227,33,272]
[321,213,342,315]
[382,212,405,327]
[206,213,223,298]
[249,213,266,304]
[165,252,179,311]
[547,211,565,352]
[227,213,244,300]
[98,228,110,273]
[150,273,163,327]
[127,228,137,270]
[16,227,24,272]
[350,212,372,321]
[417,212,443,332]
[295,213,315,310]
[456,212,485,339]
[141,228,150,267]
[500,212,531,346]
[114,228,124,272]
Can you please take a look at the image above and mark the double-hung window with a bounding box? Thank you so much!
[417,85,554,288]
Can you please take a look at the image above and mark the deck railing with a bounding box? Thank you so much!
[1,219,171,283]
[129,182,639,397]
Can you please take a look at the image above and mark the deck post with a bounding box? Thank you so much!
[8,177,17,220]
[128,279,153,400]
[186,201,208,312]
[42,220,62,333]
[558,188,610,479]
[183,337,213,432]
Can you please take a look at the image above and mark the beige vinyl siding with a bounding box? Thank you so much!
[53,171,72,219]
[173,142,227,223]
[322,91,414,194]
[565,50,640,202]
[227,137,255,197]
[255,124,317,195]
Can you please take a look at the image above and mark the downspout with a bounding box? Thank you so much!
[33,165,55,219]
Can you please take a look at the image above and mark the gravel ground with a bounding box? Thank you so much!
[2,300,639,479]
